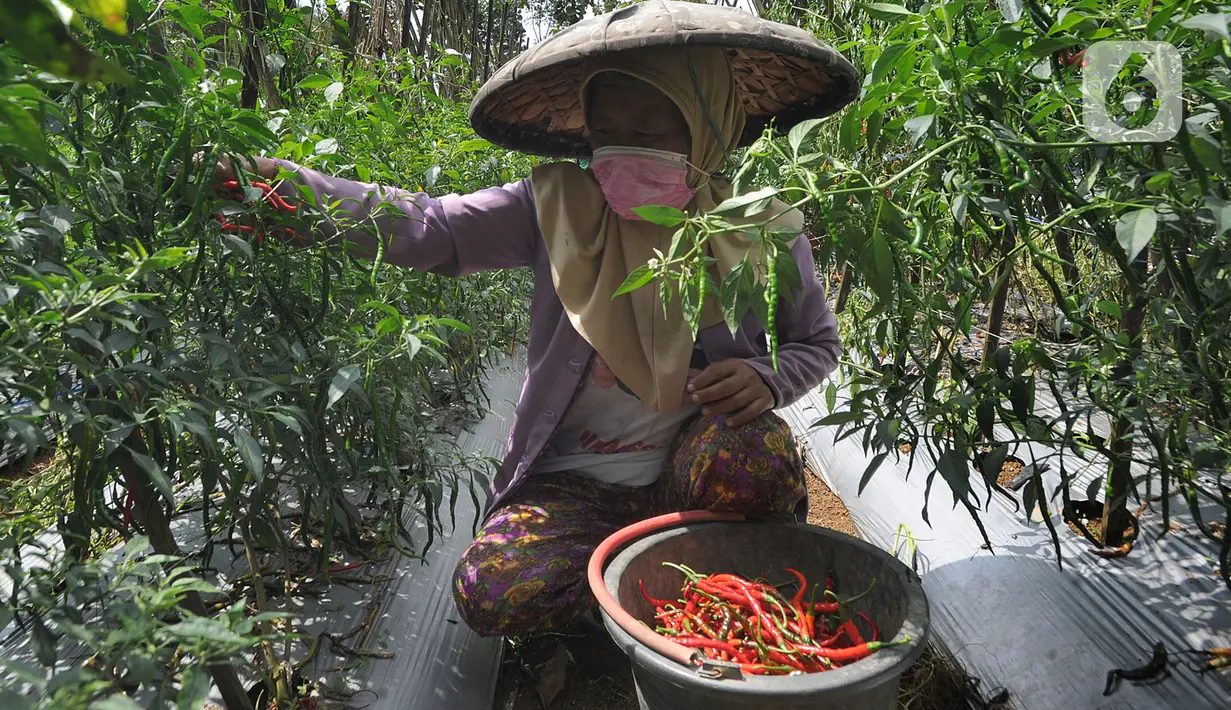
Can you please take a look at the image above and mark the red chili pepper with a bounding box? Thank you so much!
[767,648,807,672]
[840,619,865,647]
[739,663,794,675]
[785,568,807,608]
[674,636,751,663]
[856,611,880,643]
[640,579,674,608]
[811,600,840,614]
[793,640,901,662]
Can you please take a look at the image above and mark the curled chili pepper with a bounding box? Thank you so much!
[640,579,674,608]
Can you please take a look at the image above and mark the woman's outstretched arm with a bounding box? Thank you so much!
[217,156,539,276]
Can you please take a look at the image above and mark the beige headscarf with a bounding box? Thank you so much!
[530,46,803,412]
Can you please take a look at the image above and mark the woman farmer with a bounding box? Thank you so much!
[214,1,858,637]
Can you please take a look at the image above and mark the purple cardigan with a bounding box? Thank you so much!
[274,162,842,516]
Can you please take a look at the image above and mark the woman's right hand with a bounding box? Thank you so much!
[213,154,279,184]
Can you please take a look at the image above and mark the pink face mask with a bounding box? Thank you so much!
[589,146,698,221]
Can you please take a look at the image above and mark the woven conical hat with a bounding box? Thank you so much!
[469,0,860,158]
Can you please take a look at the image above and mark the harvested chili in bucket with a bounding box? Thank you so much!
[641,563,908,676]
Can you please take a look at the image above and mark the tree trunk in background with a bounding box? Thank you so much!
[1042,190,1080,287]
[346,0,365,69]
[469,0,481,74]
[361,0,389,59]
[482,0,494,80]
[237,0,283,110]
[418,0,433,56]
[495,0,509,67]
[401,0,417,54]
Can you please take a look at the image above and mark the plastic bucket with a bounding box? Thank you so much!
[592,517,929,710]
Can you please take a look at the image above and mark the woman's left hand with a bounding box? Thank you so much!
[687,359,774,427]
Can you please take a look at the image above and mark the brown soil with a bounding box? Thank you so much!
[805,465,858,537]
[0,446,57,488]
[1062,498,1139,558]
[494,624,635,710]
[996,458,1024,488]
[491,474,995,709]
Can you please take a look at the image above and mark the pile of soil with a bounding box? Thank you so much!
[996,458,1024,488]
[1062,498,1137,549]
[492,470,997,709]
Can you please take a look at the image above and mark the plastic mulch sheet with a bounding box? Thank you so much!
[780,390,1231,710]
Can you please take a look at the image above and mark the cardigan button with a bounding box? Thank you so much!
[568,359,583,372]
[543,410,556,421]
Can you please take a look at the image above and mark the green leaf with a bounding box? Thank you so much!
[859,2,918,22]
[710,187,779,217]
[89,696,143,710]
[0,0,130,83]
[631,205,687,227]
[870,43,909,85]
[839,109,862,154]
[816,411,864,426]
[1181,13,1230,40]
[864,110,883,152]
[435,317,472,333]
[324,81,344,105]
[172,4,213,28]
[667,226,689,261]
[904,114,934,146]
[327,364,363,409]
[1115,208,1156,263]
[614,265,655,297]
[858,452,888,494]
[825,382,837,413]
[1027,36,1082,59]
[1203,196,1231,235]
[936,449,971,502]
[719,258,755,336]
[0,687,35,710]
[165,616,246,646]
[787,119,825,156]
[297,73,334,89]
[867,230,894,304]
[1144,172,1173,194]
[314,137,339,155]
[233,428,263,483]
[456,138,494,153]
[75,0,129,34]
[0,97,58,170]
[126,447,173,503]
[177,664,211,710]
[981,445,1009,486]
[976,400,995,440]
[1095,300,1122,320]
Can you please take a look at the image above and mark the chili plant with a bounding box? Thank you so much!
[629,0,1231,589]
[1,0,531,707]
